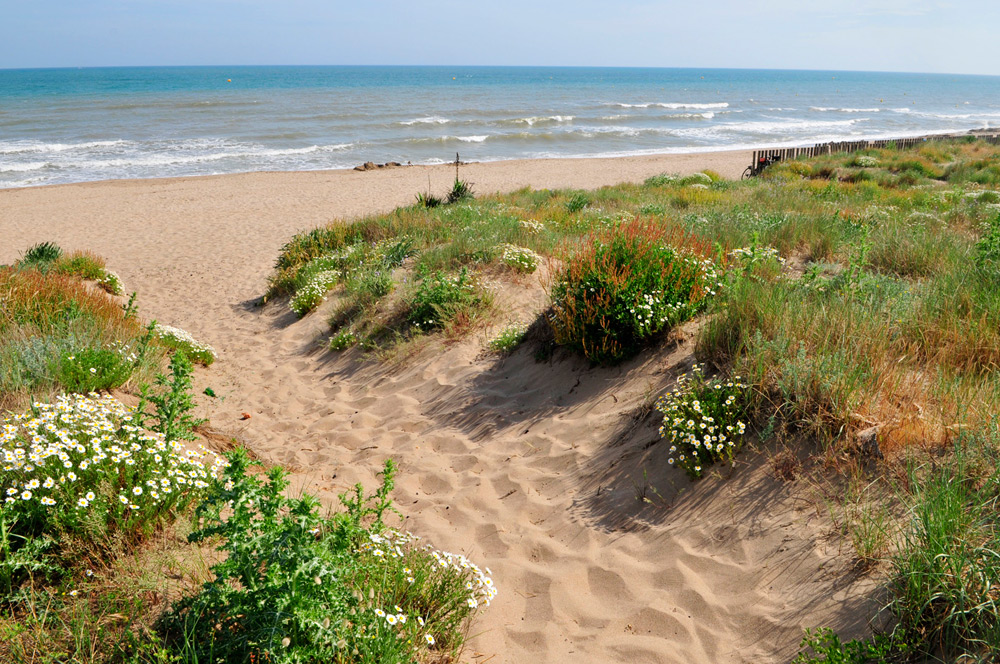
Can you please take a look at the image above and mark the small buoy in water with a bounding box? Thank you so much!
[227,79,232,82]
[452,77,456,80]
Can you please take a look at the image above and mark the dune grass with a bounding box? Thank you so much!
[0,254,162,413]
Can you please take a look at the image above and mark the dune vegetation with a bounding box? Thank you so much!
[270,137,1000,662]
[3,137,1000,662]
[1,247,494,663]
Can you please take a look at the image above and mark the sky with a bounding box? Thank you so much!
[1,0,998,75]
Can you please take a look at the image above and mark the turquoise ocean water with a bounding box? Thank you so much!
[2,66,1000,188]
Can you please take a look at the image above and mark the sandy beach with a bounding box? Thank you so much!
[0,151,878,663]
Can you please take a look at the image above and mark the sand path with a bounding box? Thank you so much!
[1,152,878,663]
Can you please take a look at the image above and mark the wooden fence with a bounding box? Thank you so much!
[750,133,1000,167]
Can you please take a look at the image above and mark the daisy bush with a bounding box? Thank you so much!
[488,322,528,353]
[1,393,226,559]
[163,451,495,664]
[97,270,124,296]
[549,219,722,364]
[153,323,216,366]
[499,244,541,273]
[656,364,750,479]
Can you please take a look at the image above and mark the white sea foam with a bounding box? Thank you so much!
[0,161,51,173]
[0,140,128,155]
[503,115,575,126]
[609,102,729,109]
[810,107,881,113]
[400,116,451,126]
[456,135,489,143]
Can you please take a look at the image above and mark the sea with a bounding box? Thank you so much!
[2,65,1000,188]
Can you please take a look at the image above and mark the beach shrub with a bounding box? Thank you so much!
[408,268,486,331]
[0,392,225,573]
[549,219,721,364]
[793,628,903,664]
[162,452,496,664]
[329,330,358,351]
[499,244,541,273]
[51,342,142,393]
[656,364,750,479]
[488,323,528,353]
[289,238,414,317]
[679,172,713,187]
[850,155,880,168]
[565,192,589,213]
[887,444,1000,656]
[727,236,786,280]
[975,213,1000,270]
[291,268,342,316]
[797,438,1000,662]
[97,270,124,295]
[152,323,216,366]
[52,250,107,281]
[644,173,678,187]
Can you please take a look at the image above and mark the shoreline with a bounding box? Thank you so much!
[3,125,992,194]
[1,148,755,196]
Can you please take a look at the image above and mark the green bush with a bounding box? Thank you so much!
[407,268,485,331]
[0,265,160,412]
[565,192,590,213]
[656,364,750,478]
[796,439,1000,662]
[329,330,358,351]
[51,344,139,393]
[976,213,1000,270]
[888,446,1000,656]
[16,242,63,271]
[53,251,106,281]
[162,452,495,664]
[643,173,678,187]
[289,238,414,317]
[549,219,721,364]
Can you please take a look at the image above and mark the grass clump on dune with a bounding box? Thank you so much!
[0,254,161,412]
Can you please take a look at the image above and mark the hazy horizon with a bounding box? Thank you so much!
[2,64,999,79]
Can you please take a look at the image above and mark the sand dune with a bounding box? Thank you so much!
[1,152,878,663]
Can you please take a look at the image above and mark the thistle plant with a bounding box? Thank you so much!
[163,452,495,664]
[135,350,205,444]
